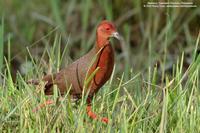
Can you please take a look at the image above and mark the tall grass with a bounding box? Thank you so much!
[0,18,3,72]
[0,31,199,132]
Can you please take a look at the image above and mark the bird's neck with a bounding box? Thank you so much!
[96,34,110,49]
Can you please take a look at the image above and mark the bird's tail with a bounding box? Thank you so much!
[27,74,56,95]
[27,74,55,85]
[42,74,55,84]
[27,79,40,85]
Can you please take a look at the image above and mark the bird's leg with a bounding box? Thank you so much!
[32,98,63,112]
[86,98,108,124]
[32,99,54,112]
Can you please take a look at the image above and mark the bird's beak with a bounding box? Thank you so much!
[112,32,121,40]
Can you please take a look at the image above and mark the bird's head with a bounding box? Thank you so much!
[96,20,121,47]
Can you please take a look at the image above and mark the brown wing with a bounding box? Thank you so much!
[43,47,97,96]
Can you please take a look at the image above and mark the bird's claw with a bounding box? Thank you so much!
[86,105,108,124]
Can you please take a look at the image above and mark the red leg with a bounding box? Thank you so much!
[86,105,98,119]
[86,98,109,124]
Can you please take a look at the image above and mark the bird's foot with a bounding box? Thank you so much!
[86,105,108,124]
[101,117,109,124]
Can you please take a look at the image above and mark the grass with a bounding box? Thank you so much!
[0,18,4,72]
[0,0,200,132]
[0,32,199,132]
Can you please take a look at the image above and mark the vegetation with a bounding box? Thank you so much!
[0,0,200,132]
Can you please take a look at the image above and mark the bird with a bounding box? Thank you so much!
[28,20,121,124]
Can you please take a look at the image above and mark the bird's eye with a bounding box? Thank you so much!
[106,27,110,30]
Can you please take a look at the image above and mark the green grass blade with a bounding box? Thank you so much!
[0,17,4,72]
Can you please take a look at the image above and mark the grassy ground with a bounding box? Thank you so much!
[0,0,200,132]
